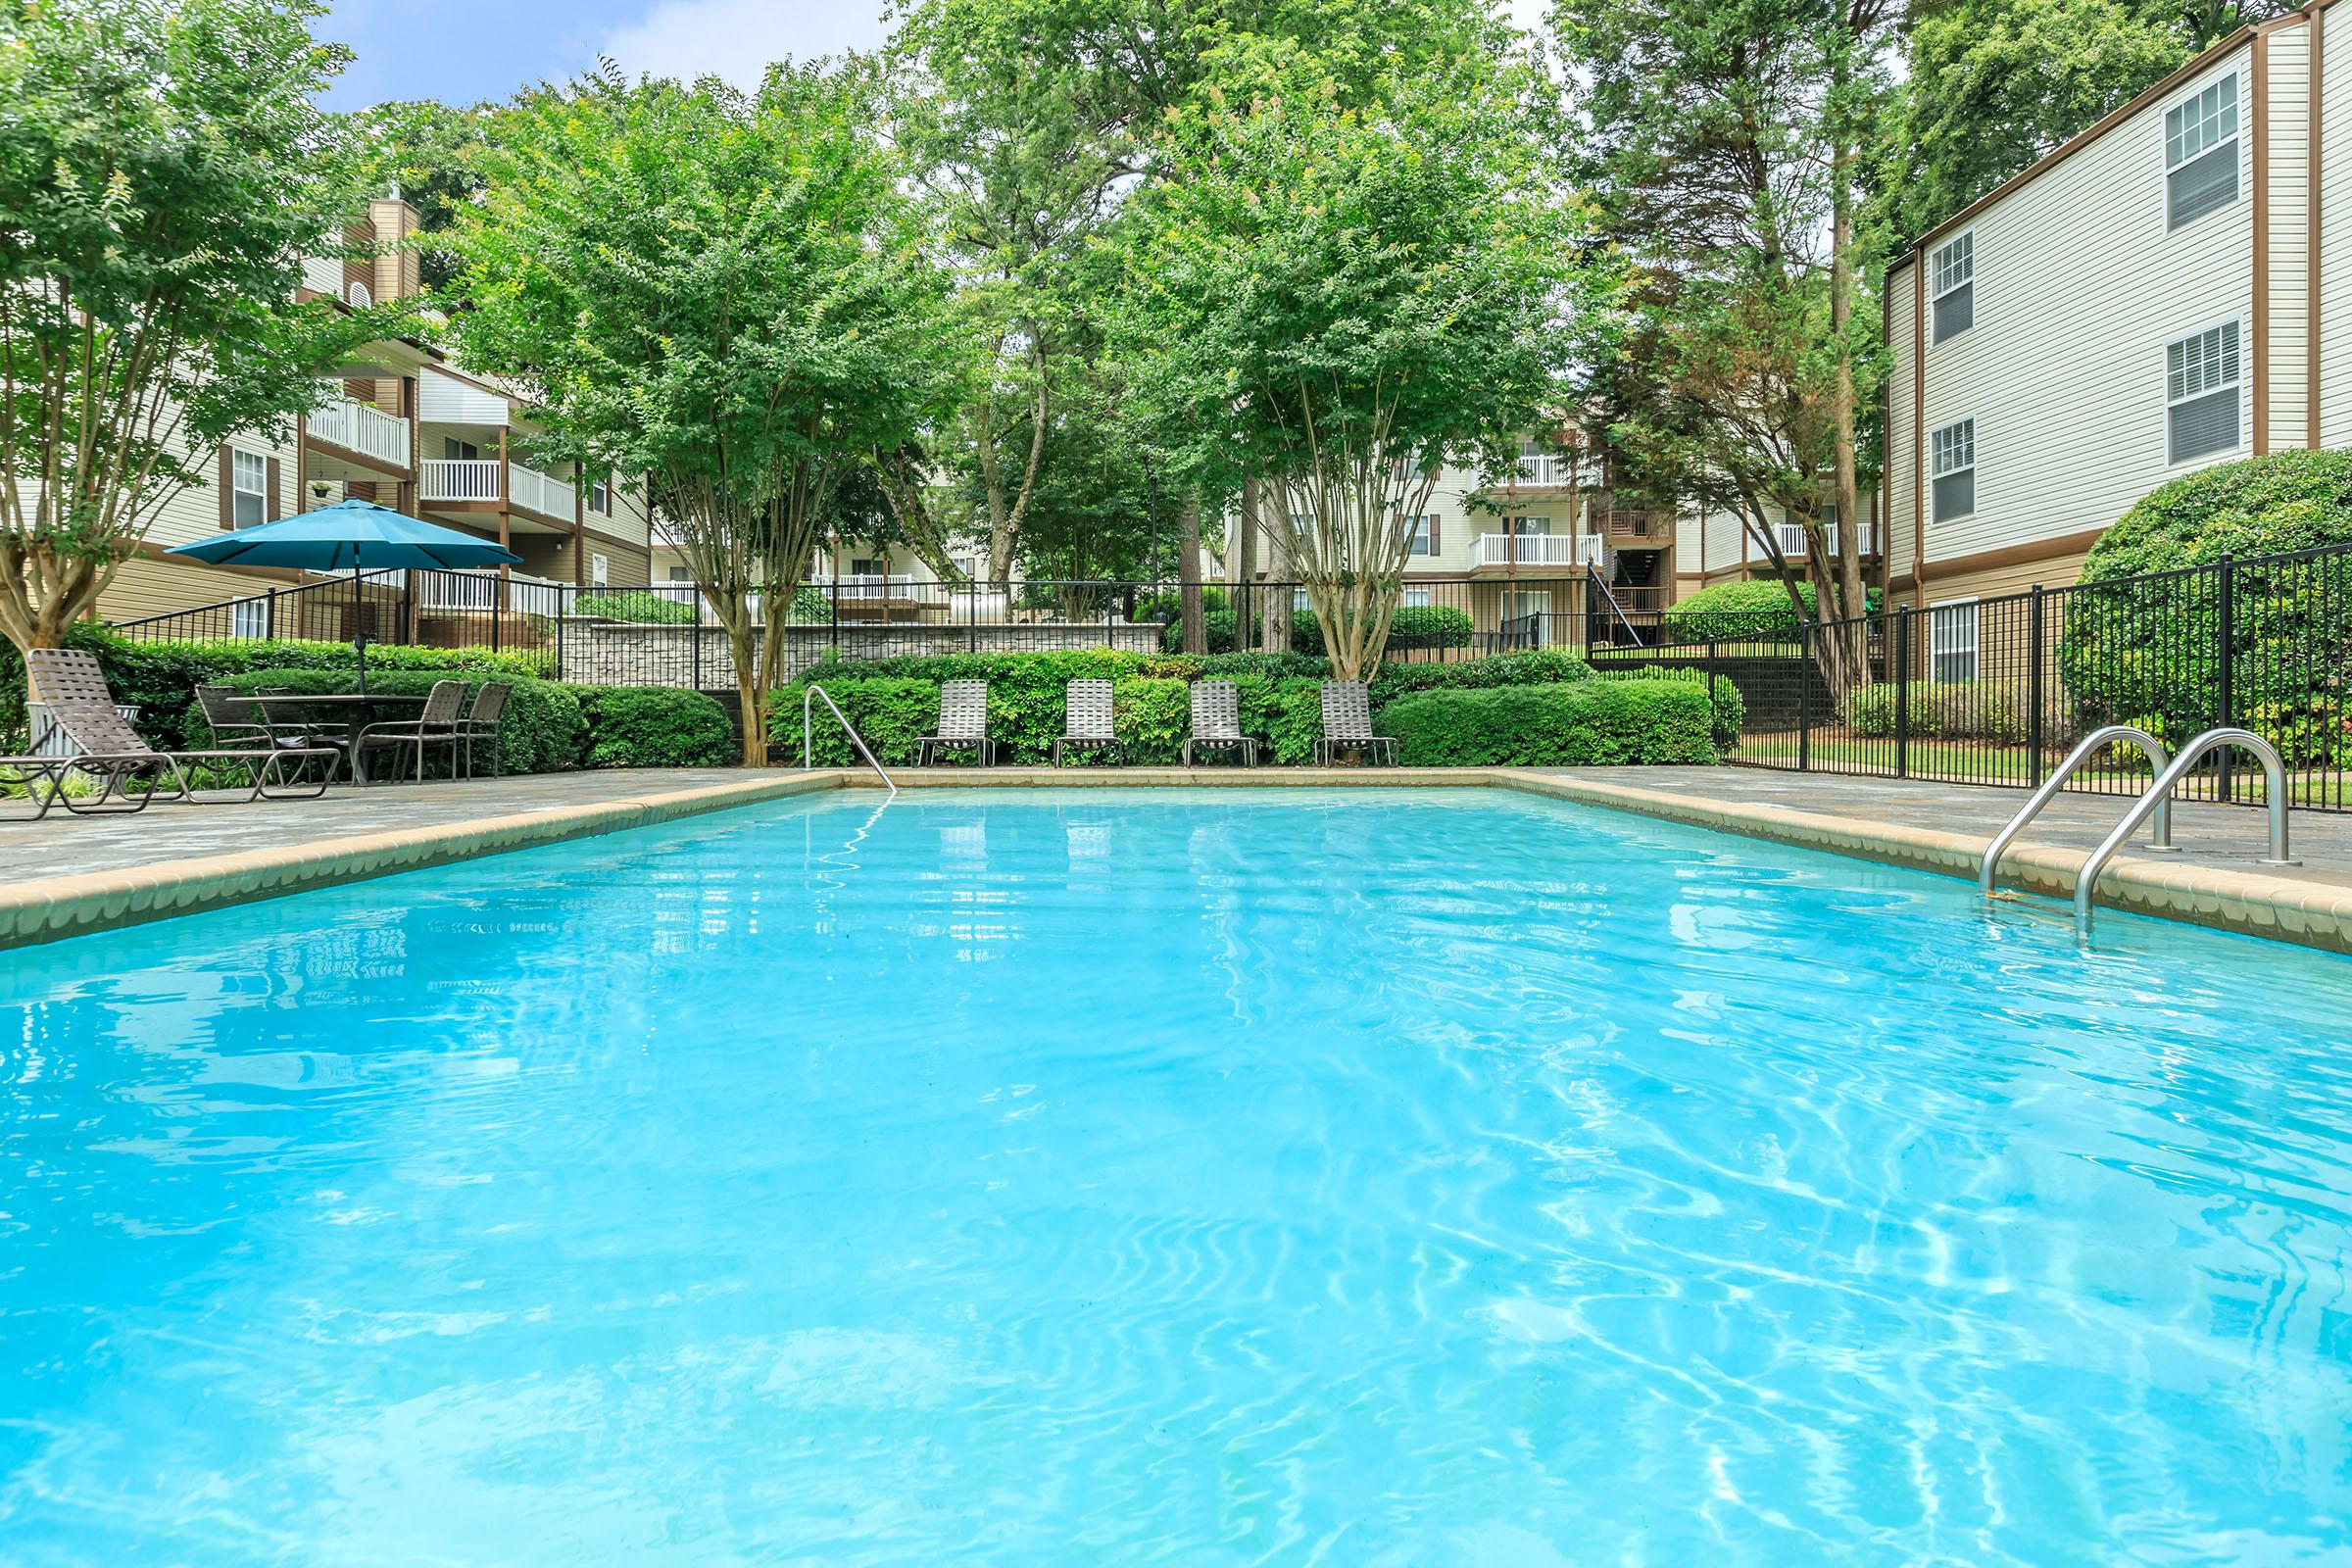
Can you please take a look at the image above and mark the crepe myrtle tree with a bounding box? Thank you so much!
[1118,64,1589,680]
[0,0,388,654]
[455,62,963,765]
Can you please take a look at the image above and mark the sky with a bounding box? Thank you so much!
[318,0,1550,110]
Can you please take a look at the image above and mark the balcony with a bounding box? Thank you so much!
[306,395,411,468]
[1770,521,1883,559]
[1471,532,1601,569]
[1594,505,1675,544]
[1507,455,1580,487]
[418,458,578,521]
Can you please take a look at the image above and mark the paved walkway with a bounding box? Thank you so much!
[1547,766,2352,891]
[0,768,765,887]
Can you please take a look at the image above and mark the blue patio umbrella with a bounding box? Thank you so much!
[169,499,520,693]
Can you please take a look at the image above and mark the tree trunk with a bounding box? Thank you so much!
[1178,493,1206,656]
[1828,44,1869,635]
[1235,479,1259,652]
[726,621,767,767]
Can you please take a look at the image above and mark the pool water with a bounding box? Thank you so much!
[5,789,2352,1565]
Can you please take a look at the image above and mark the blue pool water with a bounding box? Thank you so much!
[5,788,2352,1565]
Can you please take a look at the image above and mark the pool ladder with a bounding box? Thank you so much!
[1981,725,2296,928]
[803,684,896,796]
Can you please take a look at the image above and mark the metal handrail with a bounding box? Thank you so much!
[2074,726,2297,925]
[1980,725,2177,897]
[803,683,896,796]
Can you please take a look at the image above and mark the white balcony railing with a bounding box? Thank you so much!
[419,458,501,503]
[1510,455,1578,486]
[413,566,569,617]
[510,464,577,519]
[417,459,578,517]
[1471,532,1602,568]
[307,395,411,468]
[1771,521,1884,559]
[816,572,914,601]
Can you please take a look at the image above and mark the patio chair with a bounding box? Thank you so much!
[1316,679,1395,766]
[458,681,512,778]
[348,679,470,786]
[0,755,73,820]
[195,685,318,752]
[916,679,996,766]
[1053,679,1121,767]
[22,649,336,814]
[1183,680,1257,767]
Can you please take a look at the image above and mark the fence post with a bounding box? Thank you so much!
[692,592,704,692]
[1705,639,1720,757]
[1894,607,1912,779]
[967,573,977,654]
[266,587,279,641]
[556,585,567,682]
[2217,552,2236,803]
[1797,622,1812,771]
[831,580,841,661]
[2028,583,2045,786]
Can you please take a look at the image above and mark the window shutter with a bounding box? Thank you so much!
[267,457,282,520]
[218,445,233,529]
[1427,515,1440,554]
[2169,144,2238,229]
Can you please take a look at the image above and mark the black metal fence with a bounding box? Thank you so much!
[106,570,1605,689]
[1593,541,2352,812]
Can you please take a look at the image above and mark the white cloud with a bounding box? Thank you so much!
[594,0,892,92]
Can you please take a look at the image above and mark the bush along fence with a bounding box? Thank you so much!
[104,569,1792,690]
[1593,539,2352,812]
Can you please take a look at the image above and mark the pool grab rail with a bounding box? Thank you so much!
[1979,725,2177,899]
[2071,727,2296,927]
[803,684,896,797]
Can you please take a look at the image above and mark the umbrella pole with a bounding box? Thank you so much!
[352,555,368,698]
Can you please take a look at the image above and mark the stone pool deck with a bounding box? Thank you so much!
[2,764,2349,956]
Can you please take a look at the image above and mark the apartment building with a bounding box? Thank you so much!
[99,198,655,627]
[1680,497,1886,597]
[1885,0,2344,670]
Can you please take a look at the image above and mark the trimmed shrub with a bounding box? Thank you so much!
[1599,665,1744,751]
[1837,679,2028,744]
[1369,648,1591,705]
[1292,604,1474,655]
[204,668,586,776]
[771,676,943,766]
[2061,451,2352,762]
[577,686,735,767]
[1379,681,1717,766]
[576,591,696,624]
[1661,579,1818,640]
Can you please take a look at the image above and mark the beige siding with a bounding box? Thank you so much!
[1887,260,1920,585]
[2323,9,2352,444]
[1922,49,2253,569]
[2267,22,2315,447]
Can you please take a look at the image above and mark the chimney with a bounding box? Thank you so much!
[368,196,423,304]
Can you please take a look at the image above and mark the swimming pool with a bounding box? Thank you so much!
[5,787,2351,1563]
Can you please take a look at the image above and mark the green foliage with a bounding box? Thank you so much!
[576,592,696,624]
[0,0,397,647]
[1599,665,1745,750]
[1292,605,1475,655]
[1378,681,1718,766]
[575,687,736,768]
[2062,453,2352,761]
[1111,678,1192,765]
[770,676,947,766]
[206,668,585,776]
[1837,680,2029,744]
[1662,579,1819,639]
[1367,649,1593,706]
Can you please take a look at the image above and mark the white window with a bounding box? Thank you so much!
[230,448,268,528]
[1289,512,1314,535]
[590,552,610,587]
[1505,514,1551,536]
[1402,585,1433,608]
[1931,600,1980,684]
[347,280,372,308]
[850,557,884,576]
[1406,515,1438,556]
[229,596,268,639]
[1930,232,1974,342]
[2166,74,2240,229]
[1931,418,1975,522]
[590,477,611,514]
[2167,320,2241,463]
[1509,589,1551,618]
[667,565,692,583]
[1294,588,1311,612]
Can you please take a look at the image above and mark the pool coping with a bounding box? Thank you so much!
[3,765,2347,956]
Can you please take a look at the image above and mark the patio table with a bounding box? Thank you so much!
[244,694,429,781]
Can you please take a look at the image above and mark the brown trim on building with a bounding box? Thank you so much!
[266,456,283,520]
[216,445,233,530]
[1910,260,1926,602]
[1885,526,2111,595]
[2254,29,2272,454]
[2313,5,2327,448]
[299,429,416,482]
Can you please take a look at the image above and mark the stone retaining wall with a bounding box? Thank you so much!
[559,618,1164,687]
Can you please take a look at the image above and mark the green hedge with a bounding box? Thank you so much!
[1161,601,1476,656]
[1837,679,2029,744]
[576,591,695,624]
[1598,665,1744,751]
[575,686,735,767]
[1379,681,1718,766]
[2062,451,2352,763]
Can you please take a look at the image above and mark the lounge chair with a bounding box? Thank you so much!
[23,649,336,813]
[1183,679,1257,766]
[916,679,996,766]
[1053,679,1120,767]
[1316,679,1395,766]
[459,681,512,778]
[0,755,73,819]
[347,680,469,786]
